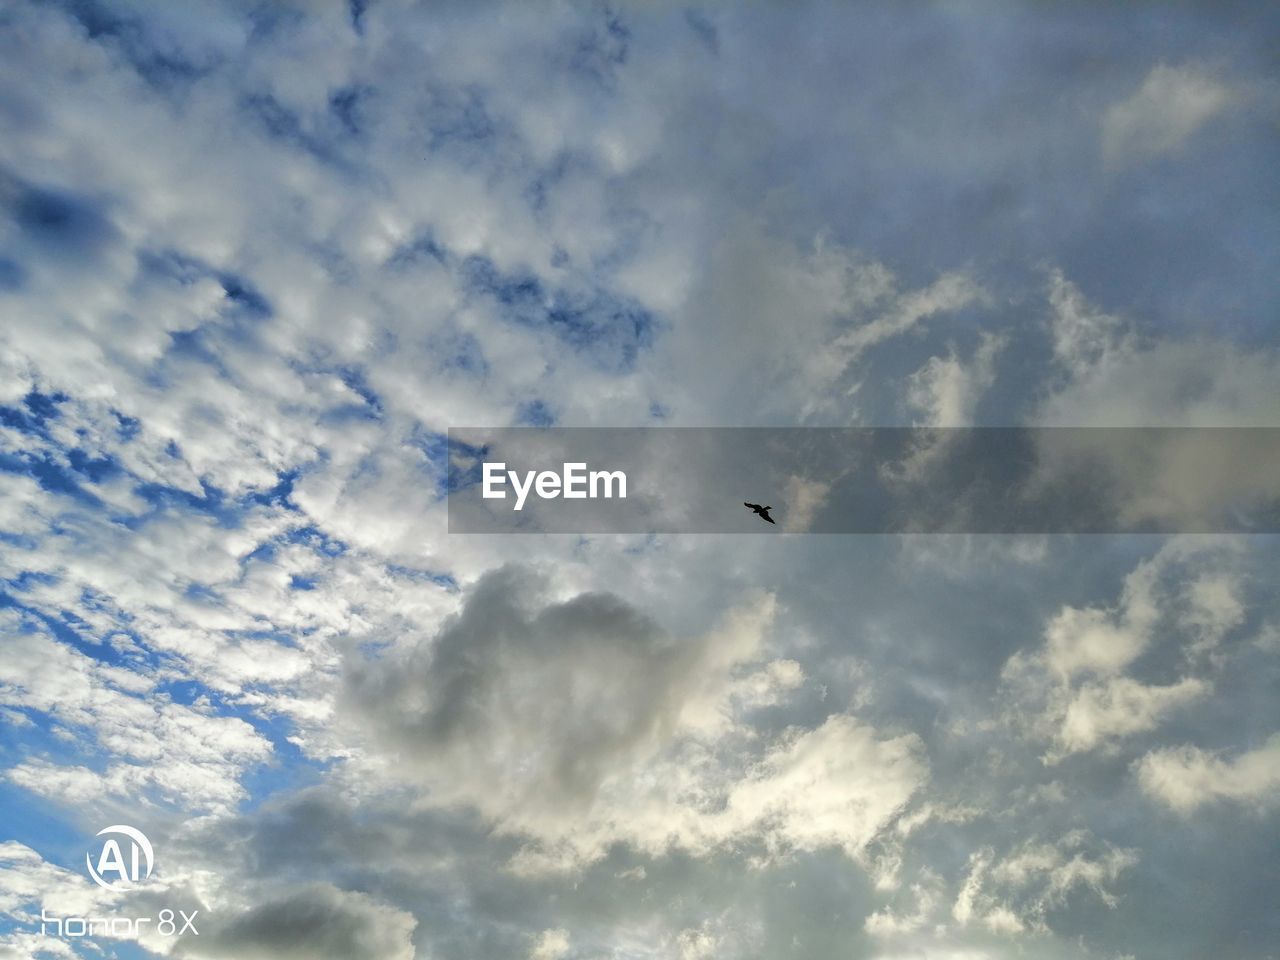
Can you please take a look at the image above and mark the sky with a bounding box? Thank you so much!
[0,1,1278,959]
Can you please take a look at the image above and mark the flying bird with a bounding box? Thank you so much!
[744,502,775,524]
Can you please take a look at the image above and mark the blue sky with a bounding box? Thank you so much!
[1,2,1278,959]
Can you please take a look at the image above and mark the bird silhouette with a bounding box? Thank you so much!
[744,502,775,524]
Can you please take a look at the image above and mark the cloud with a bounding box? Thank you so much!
[1103,64,1233,165]
[0,612,272,813]
[723,713,927,860]
[1135,735,1280,814]
[530,928,571,960]
[954,834,1138,932]
[662,220,987,423]
[863,832,1136,958]
[1039,270,1280,427]
[1002,538,1246,761]
[175,883,417,960]
[344,566,925,871]
[778,475,833,533]
[905,333,1005,428]
[341,566,767,821]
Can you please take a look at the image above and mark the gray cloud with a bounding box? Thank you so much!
[343,565,691,817]
[175,884,415,960]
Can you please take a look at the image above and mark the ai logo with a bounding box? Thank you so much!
[86,825,154,890]
[44,826,194,938]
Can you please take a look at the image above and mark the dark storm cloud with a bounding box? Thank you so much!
[342,565,690,815]
[174,883,416,960]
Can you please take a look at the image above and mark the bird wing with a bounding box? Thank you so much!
[744,502,762,511]
[761,509,775,523]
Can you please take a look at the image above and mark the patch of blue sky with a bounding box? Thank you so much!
[7,178,118,262]
[683,9,719,54]
[243,469,301,510]
[0,256,26,291]
[217,274,272,320]
[404,427,453,498]
[181,582,223,605]
[135,249,274,320]
[55,0,215,97]
[129,480,231,524]
[441,330,489,377]
[327,86,371,139]
[239,91,368,174]
[566,8,631,88]
[0,389,68,438]
[0,531,38,552]
[112,411,141,442]
[0,450,105,510]
[515,399,555,427]
[226,627,305,651]
[236,732,328,814]
[64,448,121,485]
[99,941,162,960]
[0,393,125,502]
[334,366,383,417]
[138,690,331,813]
[0,707,89,772]
[96,466,285,533]
[281,524,348,557]
[521,151,580,218]
[0,733,139,841]
[385,230,449,270]
[460,254,658,371]
[0,662,334,816]
[0,592,158,676]
[443,434,489,494]
[0,781,86,864]
[410,427,448,465]
[384,564,458,593]
[348,0,368,36]
[159,321,247,373]
[422,84,498,155]
[545,288,656,370]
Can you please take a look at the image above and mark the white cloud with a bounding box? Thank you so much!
[1055,677,1206,756]
[1039,271,1280,428]
[1103,64,1233,165]
[865,871,944,937]
[662,220,986,424]
[778,475,832,533]
[906,333,1005,428]
[530,928,570,960]
[0,616,271,813]
[344,567,925,872]
[1135,735,1280,814]
[954,834,1137,934]
[1002,539,1246,761]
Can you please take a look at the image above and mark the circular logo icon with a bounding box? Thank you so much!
[85,825,154,890]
